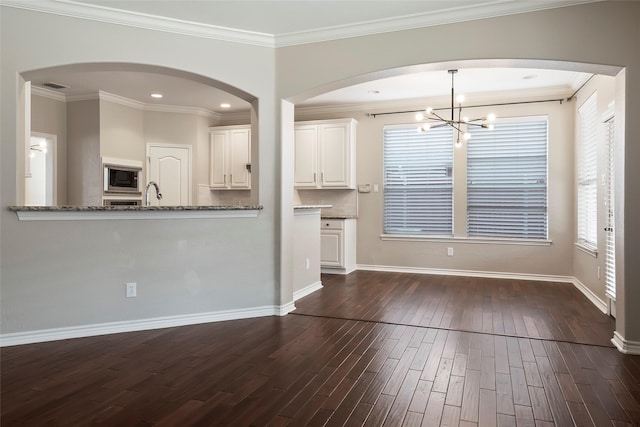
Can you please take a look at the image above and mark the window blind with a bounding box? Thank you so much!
[577,93,598,248]
[467,118,548,239]
[383,125,453,235]
[605,117,616,300]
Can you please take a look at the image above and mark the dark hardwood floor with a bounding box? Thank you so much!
[2,271,639,426]
[295,271,616,347]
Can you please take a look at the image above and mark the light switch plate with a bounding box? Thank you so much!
[358,184,371,193]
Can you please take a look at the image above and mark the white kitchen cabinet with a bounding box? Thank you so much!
[294,118,357,189]
[321,218,356,274]
[209,125,251,190]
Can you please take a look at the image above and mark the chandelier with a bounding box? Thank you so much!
[416,69,496,147]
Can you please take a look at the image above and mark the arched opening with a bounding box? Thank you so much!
[19,62,258,207]
[284,58,625,346]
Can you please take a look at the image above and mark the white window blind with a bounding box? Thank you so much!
[577,93,598,249]
[467,118,548,239]
[605,117,616,300]
[383,125,453,235]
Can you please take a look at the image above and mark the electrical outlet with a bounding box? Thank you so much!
[305,258,310,270]
[126,282,137,298]
[447,247,454,257]
[373,184,379,193]
[597,266,601,279]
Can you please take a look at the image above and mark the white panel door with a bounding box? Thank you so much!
[294,125,318,187]
[147,144,191,206]
[319,123,349,187]
[209,131,228,188]
[229,128,251,189]
[320,230,343,267]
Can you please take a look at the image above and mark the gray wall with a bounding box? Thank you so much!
[67,100,101,206]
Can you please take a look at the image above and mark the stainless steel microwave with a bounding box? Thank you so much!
[103,164,142,194]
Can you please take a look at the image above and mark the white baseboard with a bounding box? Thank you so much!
[321,266,357,275]
[0,304,294,347]
[571,278,608,314]
[357,264,575,283]
[293,281,323,301]
[612,331,640,355]
[357,264,608,314]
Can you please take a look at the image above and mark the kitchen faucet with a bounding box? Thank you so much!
[145,181,163,206]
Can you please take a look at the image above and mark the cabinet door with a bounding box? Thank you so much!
[209,131,228,188]
[319,123,350,188]
[294,125,318,188]
[320,230,343,267]
[229,128,251,189]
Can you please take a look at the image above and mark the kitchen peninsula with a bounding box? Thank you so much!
[9,205,263,220]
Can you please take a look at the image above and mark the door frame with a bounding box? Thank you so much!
[146,142,193,206]
[29,131,57,206]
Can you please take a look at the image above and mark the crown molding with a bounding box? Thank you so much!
[31,85,67,102]
[2,0,602,48]
[63,90,223,120]
[1,0,275,47]
[275,1,602,47]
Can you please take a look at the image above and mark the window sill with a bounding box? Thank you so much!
[575,241,598,258]
[380,234,552,246]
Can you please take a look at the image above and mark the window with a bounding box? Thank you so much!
[467,118,548,239]
[577,93,598,249]
[383,125,453,235]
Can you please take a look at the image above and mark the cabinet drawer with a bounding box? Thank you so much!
[321,219,344,230]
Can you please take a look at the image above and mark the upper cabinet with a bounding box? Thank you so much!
[209,125,251,190]
[294,118,357,189]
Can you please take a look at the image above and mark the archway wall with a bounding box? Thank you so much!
[1,7,281,334]
[276,1,640,344]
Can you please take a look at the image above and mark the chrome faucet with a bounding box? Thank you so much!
[145,181,163,206]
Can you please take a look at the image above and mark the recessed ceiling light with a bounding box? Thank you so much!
[151,93,163,99]
[220,103,231,108]
[368,90,380,94]
[522,74,538,80]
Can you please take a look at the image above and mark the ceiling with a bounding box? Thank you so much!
[22,0,599,114]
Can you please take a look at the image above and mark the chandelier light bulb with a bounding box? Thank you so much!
[415,112,424,121]
[463,116,469,123]
[463,132,472,140]
[455,139,462,148]
[487,113,496,122]
[487,124,495,130]
[29,151,35,158]
[426,107,433,115]
[417,126,424,133]
[422,123,431,131]
[456,94,465,104]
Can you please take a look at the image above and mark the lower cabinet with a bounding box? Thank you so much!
[320,218,356,274]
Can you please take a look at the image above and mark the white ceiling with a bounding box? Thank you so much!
[20,0,599,113]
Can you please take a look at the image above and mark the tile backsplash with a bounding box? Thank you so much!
[296,189,358,217]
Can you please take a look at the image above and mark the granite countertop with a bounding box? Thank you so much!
[294,205,332,210]
[9,205,263,212]
[9,205,264,221]
[321,215,358,219]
